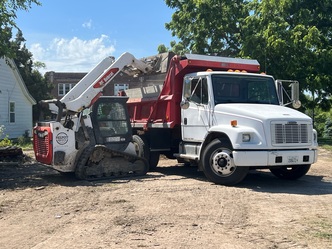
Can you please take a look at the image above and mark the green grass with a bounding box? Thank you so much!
[320,144,332,151]
[315,232,332,240]
[18,142,33,150]
[318,138,332,151]
[0,140,33,150]
[313,220,332,240]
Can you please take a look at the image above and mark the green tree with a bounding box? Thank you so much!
[157,44,168,54]
[158,40,189,55]
[323,117,332,138]
[309,106,330,137]
[164,0,332,130]
[165,0,248,56]
[240,0,332,115]
[10,31,52,121]
[0,0,40,59]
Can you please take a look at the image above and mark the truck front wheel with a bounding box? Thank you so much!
[269,165,311,180]
[201,139,249,185]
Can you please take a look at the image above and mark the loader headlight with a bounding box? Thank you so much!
[37,131,48,138]
[242,133,251,142]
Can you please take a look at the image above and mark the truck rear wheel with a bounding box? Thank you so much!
[201,139,248,185]
[132,135,159,171]
[132,135,146,158]
[269,165,311,180]
[149,151,160,170]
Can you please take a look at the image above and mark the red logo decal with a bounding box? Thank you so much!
[93,68,119,88]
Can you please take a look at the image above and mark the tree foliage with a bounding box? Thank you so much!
[165,0,248,56]
[0,0,40,59]
[164,0,332,129]
[10,31,52,121]
[240,0,332,111]
[158,41,189,55]
[323,117,332,138]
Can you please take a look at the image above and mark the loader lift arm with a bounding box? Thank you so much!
[41,52,152,118]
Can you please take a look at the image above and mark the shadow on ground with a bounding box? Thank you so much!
[1,159,331,196]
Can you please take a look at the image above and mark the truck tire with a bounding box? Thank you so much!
[269,165,311,180]
[132,135,146,158]
[201,138,249,185]
[132,135,159,171]
[149,151,160,170]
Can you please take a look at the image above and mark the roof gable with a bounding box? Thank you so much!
[0,57,36,105]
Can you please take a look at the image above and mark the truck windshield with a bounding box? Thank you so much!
[212,74,279,105]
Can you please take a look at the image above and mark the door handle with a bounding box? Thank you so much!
[184,118,187,125]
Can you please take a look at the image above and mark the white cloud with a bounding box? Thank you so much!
[82,19,93,29]
[29,35,116,74]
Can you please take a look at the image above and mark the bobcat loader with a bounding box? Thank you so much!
[33,52,151,180]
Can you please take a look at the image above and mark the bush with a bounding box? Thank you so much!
[323,118,332,139]
[0,137,12,147]
[17,130,31,146]
[0,125,5,139]
[0,125,13,147]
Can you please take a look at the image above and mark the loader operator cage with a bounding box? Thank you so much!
[96,102,129,137]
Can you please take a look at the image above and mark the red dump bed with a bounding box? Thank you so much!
[127,54,260,129]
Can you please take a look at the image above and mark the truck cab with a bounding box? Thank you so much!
[178,71,317,185]
[181,72,280,141]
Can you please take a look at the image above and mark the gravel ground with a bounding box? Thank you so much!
[0,148,331,249]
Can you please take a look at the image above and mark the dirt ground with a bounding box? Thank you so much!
[0,149,331,249]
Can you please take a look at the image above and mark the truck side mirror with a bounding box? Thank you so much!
[183,77,192,99]
[180,99,189,109]
[277,80,301,109]
[291,81,301,109]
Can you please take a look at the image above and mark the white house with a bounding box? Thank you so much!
[0,57,36,139]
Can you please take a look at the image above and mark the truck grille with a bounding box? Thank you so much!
[271,122,310,145]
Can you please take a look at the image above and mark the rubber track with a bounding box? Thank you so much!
[75,144,148,181]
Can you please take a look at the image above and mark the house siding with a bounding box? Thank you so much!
[0,58,36,139]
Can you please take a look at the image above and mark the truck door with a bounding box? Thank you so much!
[181,76,211,142]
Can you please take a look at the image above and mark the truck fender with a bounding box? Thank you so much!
[198,131,232,171]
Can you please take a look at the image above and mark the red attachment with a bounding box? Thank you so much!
[33,126,53,165]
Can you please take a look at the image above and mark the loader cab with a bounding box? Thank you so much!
[90,96,132,151]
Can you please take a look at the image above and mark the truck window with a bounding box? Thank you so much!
[247,80,277,103]
[190,77,208,104]
[212,75,279,105]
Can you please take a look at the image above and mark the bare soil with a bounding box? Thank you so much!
[0,149,332,249]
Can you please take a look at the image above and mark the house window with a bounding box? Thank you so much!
[9,102,15,123]
[58,83,74,96]
[114,84,129,96]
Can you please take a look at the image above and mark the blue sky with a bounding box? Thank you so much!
[16,0,176,74]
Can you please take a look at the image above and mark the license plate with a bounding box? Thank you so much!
[287,156,299,163]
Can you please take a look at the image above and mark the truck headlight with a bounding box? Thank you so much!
[313,129,317,143]
[242,133,251,142]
